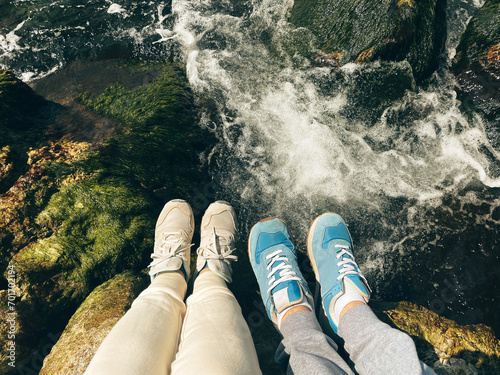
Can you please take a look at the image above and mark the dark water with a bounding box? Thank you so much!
[2,0,499,334]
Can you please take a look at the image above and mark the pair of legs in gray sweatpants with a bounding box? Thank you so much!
[249,215,435,375]
[275,306,435,375]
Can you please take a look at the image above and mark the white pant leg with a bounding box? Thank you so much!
[171,271,262,375]
[84,272,187,375]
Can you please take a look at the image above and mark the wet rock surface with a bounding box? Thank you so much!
[452,0,500,149]
[290,0,447,81]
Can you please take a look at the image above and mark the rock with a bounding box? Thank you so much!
[453,0,500,75]
[0,1,27,31]
[0,70,48,129]
[0,146,14,189]
[433,358,478,375]
[289,0,446,81]
[0,140,93,272]
[452,0,500,149]
[39,271,148,375]
[0,62,212,373]
[0,173,154,373]
[373,301,500,373]
[0,70,54,193]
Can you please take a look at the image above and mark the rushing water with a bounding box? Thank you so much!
[1,0,499,332]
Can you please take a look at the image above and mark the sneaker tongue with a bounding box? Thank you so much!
[327,240,351,252]
[272,280,304,314]
[345,274,370,295]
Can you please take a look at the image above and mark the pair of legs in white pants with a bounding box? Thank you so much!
[84,270,262,375]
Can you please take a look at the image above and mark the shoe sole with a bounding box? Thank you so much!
[247,217,279,263]
[306,212,338,283]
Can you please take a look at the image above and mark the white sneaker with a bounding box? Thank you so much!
[196,201,238,283]
[149,199,194,281]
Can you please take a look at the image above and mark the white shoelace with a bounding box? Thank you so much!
[335,244,367,282]
[150,231,193,267]
[197,227,237,264]
[266,249,301,293]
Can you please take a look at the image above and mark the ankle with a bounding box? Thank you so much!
[200,267,212,275]
[332,279,368,325]
[280,305,311,326]
[277,294,313,329]
[339,300,365,320]
[193,268,226,293]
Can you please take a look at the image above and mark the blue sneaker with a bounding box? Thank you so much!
[248,218,313,329]
[307,213,371,333]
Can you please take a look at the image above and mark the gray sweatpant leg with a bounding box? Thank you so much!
[338,304,436,375]
[275,310,355,375]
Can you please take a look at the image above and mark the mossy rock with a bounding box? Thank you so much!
[0,140,92,277]
[289,0,446,81]
[0,176,153,373]
[34,178,155,290]
[0,146,14,190]
[39,271,148,375]
[0,70,54,192]
[453,0,500,74]
[452,0,500,150]
[79,63,212,195]
[0,62,212,374]
[0,70,48,130]
[374,301,500,374]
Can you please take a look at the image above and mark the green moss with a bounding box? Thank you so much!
[16,238,62,266]
[34,178,153,291]
[80,64,209,195]
[0,144,87,267]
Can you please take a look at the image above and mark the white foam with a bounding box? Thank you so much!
[107,4,128,16]
[21,61,63,83]
[341,62,359,74]
[163,0,500,212]
[0,21,26,53]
